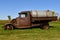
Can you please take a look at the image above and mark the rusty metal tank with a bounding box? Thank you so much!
[31,10,54,17]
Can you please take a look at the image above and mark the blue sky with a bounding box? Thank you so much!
[0,0,60,20]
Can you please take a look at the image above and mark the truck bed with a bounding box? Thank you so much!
[32,16,57,21]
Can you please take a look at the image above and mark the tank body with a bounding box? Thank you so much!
[31,10,54,17]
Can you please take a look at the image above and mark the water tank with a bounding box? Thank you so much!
[31,10,54,17]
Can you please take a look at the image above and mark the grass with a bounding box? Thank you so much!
[0,20,60,40]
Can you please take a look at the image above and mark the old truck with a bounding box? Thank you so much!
[3,10,57,30]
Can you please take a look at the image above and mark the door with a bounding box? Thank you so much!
[19,12,31,28]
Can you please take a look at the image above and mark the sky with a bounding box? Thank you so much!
[0,0,60,20]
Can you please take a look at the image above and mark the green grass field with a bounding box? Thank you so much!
[0,20,60,40]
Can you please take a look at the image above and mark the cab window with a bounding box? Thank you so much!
[19,13,27,18]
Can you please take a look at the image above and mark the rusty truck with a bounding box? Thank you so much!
[3,10,57,30]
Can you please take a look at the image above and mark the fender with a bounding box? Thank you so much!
[2,23,15,28]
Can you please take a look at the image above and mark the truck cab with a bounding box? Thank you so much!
[16,11,31,28]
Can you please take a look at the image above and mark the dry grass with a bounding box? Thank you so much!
[0,20,9,25]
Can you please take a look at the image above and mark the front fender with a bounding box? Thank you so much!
[2,23,13,28]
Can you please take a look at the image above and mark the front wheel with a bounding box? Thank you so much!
[4,24,14,30]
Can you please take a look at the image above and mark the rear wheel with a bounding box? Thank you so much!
[41,23,49,30]
[4,24,14,30]
[42,24,49,30]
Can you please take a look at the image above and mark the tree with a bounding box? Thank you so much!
[7,16,11,20]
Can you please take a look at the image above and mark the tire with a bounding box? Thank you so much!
[41,23,49,30]
[42,24,49,30]
[4,24,14,30]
